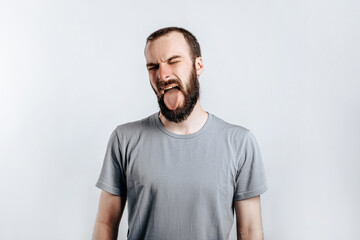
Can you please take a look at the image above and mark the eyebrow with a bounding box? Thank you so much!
[146,55,182,68]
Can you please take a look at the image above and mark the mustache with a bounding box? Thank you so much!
[157,79,184,92]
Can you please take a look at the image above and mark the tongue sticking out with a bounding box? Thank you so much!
[164,88,184,110]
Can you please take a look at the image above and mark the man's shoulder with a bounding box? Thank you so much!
[210,113,250,135]
[209,113,256,149]
[113,113,157,137]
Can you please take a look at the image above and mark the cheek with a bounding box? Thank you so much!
[149,76,160,94]
[148,74,157,86]
[173,66,188,82]
[150,80,157,90]
[174,64,187,73]
[179,67,193,84]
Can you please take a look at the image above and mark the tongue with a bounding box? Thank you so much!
[164,88,183,110]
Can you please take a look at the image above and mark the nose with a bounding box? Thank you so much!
[157,63,172,82]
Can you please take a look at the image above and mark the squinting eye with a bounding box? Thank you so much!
[149,66,158,71]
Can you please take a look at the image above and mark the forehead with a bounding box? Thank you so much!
[145,31,192,62]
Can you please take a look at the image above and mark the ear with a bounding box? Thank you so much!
[194,57,204,76]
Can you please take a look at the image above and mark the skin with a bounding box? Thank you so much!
[93,191,126,240]
[93,31,264,240]
[235,195,264,240]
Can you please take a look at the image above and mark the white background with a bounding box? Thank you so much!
[1,0,359,239]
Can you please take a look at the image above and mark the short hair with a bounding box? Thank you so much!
[145,27,201,60]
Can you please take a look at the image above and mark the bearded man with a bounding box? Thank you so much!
[93,27,268,240]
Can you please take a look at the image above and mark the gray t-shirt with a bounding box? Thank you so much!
[96,112,268,240]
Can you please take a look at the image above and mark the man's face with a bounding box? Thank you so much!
[145,32,201,123]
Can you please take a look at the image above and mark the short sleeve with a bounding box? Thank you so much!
[95,128,127,196]
[233,130,268,201]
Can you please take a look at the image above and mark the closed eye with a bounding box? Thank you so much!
[148,65,159,71]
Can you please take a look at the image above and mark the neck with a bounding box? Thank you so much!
[158,100,208,135]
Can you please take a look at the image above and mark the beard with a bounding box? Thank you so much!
[154,65,200,123]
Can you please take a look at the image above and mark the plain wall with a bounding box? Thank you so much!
[1,0,359,239]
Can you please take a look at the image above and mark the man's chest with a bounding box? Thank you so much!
[124,138,238,198]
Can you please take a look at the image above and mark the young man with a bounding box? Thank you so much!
[93,27,268,240]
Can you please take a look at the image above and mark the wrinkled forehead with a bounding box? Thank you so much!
[145,32,192,62]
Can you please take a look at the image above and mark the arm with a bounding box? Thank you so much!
[234,195,264,240]
[93,190,127,240]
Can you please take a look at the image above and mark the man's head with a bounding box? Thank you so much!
[144,27,203,123]
[145,27,202,62]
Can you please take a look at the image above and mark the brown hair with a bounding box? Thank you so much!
[145,27,201,60]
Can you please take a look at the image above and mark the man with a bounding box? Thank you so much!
[93,27,268,240]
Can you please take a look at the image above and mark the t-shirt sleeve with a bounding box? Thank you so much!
[233,130,268,201]
[95,128,127,196]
